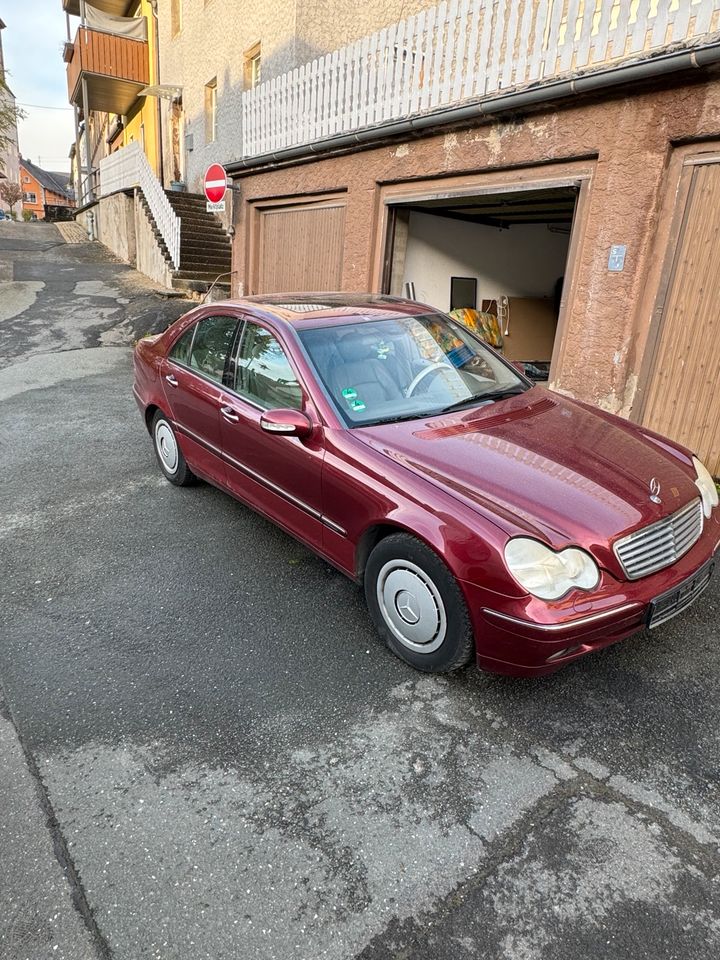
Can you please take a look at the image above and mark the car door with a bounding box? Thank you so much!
[160,313,240,487]
[217,319,325,547]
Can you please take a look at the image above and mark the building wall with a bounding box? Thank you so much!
[156,0,437,193]
[230,71,720,419]
[402,213,570,309]
[121,0,161,177]
[19,168,45,220]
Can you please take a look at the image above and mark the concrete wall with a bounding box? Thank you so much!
[402,213,570,310]
[230,71,720,418]
[134,196,173,289]
[94,191,137,265]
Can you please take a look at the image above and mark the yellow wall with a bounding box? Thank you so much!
[121,0,161,177]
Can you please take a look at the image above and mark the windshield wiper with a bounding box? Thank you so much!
[439,387,526,414]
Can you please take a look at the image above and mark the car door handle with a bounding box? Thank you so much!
[220,404,240,423]
[165,374,178,387]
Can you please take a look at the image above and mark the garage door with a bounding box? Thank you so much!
[254,201,346,294]
[641,161,720,473]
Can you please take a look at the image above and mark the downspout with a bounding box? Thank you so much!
[226,41,720,173]
[148,0,164,184]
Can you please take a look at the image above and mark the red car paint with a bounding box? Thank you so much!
[133,297,719,676]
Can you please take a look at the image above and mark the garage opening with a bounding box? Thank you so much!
[384,186,579,382]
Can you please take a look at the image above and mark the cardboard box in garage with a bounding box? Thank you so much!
[500,297,557,362]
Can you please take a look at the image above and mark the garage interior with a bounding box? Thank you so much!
[385,186,579,381]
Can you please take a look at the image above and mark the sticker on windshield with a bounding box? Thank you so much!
[341,387,358,402]
[350,399,366,412]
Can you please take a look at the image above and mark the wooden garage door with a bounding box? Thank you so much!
[641,161,720,473]
[254,201,346,294]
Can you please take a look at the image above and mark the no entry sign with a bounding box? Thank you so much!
[204,163,227,208]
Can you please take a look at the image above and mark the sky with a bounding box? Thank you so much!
[2,1,75,173]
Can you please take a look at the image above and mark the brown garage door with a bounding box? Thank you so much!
[641,160,720,473]
[254,200,346,294]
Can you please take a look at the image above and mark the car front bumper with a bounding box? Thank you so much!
[464,517,720,677]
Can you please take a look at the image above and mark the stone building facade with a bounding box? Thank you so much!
[156,0,434,192]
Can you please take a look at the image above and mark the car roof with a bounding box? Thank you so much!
[230,293,436,329]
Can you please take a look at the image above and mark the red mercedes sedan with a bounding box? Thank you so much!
[133,295,719,676]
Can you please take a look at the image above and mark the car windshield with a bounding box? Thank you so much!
[297,312,530,426]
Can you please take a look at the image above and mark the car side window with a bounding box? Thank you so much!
[186,315,238,384]
[168,326,194,365]
[235,322,303,410]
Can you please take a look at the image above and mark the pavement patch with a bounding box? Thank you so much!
[40,678,560,960]
[0,280,45,323]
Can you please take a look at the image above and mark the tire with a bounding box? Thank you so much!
[364,532,474,673]
[151,410,196,487]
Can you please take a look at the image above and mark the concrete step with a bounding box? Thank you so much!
[173,269,232,281]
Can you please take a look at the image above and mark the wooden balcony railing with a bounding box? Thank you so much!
[66,26,149,115]
[240,0,720,159]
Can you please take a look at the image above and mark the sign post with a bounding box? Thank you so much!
[204,163,228,213]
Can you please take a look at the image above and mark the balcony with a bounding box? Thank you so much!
[66,25,149,116]
[239,0,720,160]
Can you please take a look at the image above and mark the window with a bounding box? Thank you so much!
[168,326,195,365]
[171,0,182,36]
[235,323,302,409]
[186,316,237,382]
[23,192,37,204]
[205,78,217,143]
[243,43,261,89]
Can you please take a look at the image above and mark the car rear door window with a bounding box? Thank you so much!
[169,326,195,365]
[234,322,302,410]
[187,315,238,383]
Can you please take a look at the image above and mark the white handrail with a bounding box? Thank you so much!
[240,0,720,158]
[98,142,181,270]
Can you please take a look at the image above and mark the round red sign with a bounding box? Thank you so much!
[203,163,227,204]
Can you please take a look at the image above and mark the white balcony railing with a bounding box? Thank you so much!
[240,0,720,158]
[98,142,181,270]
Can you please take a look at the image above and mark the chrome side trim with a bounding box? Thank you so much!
[174,420,346,535]
[322,517,348,537]
[482,602,643,633]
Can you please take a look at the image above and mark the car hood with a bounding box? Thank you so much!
[354,388,699,568]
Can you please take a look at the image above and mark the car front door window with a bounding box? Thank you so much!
[235,322,302,410]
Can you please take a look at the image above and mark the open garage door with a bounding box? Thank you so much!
[384,185,579,383]
[252,197,346,294]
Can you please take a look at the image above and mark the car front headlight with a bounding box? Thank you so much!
[504,537,600,601]
[693,456,718,519]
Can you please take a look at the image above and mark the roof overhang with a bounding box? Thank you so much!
[63,0,135,15]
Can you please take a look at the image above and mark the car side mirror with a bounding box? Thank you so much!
[260,408,313,438]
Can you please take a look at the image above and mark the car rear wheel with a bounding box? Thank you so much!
[151,410,195,486]
[364,533,474,672]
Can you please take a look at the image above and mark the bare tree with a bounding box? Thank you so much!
[0,179,23,216]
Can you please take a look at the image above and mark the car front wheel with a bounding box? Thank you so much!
[364,533,474,672]
[151,410,195,486]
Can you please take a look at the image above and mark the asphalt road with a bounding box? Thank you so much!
[1,222,719,960]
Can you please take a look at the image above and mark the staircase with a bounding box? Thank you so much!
[136,188,232,295]
[165,191,232,293]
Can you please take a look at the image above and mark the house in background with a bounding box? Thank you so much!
[65,0,422,290]
[0,17,20,215]
[62,0,161,204]
[19,158,75,221]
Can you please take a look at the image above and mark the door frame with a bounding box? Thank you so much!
[246,190,347,296]
[631,144,720,423]
[372,160,595,384]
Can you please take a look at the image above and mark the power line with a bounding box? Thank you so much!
[17,102,73,111]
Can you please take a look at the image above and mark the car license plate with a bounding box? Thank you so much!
[646,559,715,629]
